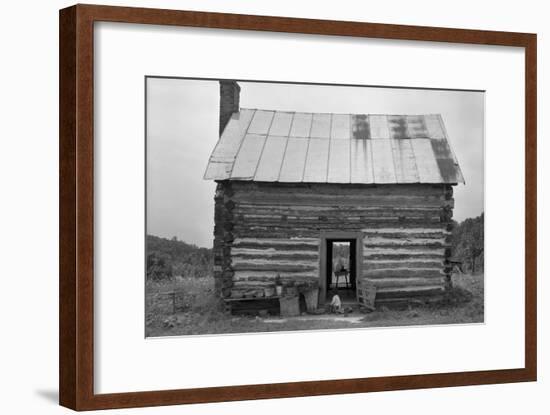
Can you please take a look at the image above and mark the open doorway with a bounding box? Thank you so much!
[325,239,357,303]
[319,232,363,305]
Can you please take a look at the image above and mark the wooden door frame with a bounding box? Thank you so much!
[319,232,364,305]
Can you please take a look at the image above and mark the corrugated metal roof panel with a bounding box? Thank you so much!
[303,138,330,182]
[350,139,374,184]
[369,115,389,139]
[331,114,351,139]
[388,115,408,139]
[230,134,266,179]
[205,110,464,184]
[351,114,370,140]
[408,115,429,138]
[430,138,464,183]
[203,109,255,180]
[411,138,443,183]
[310,113,331,138]
[279,137,308,182]
[247,110,274,135]
[327,139,351,183]
[424,114,445,139]
[254,135,287,181]
[371,138,397,183]
[269,111,293,136]
[290,112,312,137]
[391,139,419,183]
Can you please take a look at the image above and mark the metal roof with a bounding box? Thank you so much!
[204,109,464,184]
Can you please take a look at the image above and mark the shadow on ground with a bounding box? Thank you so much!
[35,389,58,405]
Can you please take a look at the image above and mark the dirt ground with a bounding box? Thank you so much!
[145,273,484,337]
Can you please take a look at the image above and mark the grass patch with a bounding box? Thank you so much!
[145,273,484,337]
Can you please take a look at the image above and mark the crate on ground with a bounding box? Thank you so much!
[357,279,377,311]
[279,295,300,317]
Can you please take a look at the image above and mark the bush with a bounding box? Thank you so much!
[146,252,173,281]
[451,213,484,274]
[146,235,213,280]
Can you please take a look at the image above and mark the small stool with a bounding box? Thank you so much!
[333,269,350,289]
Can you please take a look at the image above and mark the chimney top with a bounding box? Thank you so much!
[219,81,240,136]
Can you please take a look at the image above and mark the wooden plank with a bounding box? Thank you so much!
[363,227,449,235]
[232,257,317,269]
[234,213,442,224]
[247,110,274,135]
[371,138,397,183]
[235,204,443,214]
[234,219,442,231]
[310,113,331,138]
[331,114,351,139]
[425,114,446,139]
[234,194,445,208]
[387,115,408,139]
[363,231,448,240]
[375,286,445,298]
[357,279,376,310]
[364,237,447,246]
[363,277,446,288]
[377,284,445,292]
[204,109,254,179]
[364,247,446,257]
[233,225,443,240]
[391,138,419,183]
[234,211,444,225]
[303,138,330,182]
[327,139,350,183]
[363,268,443,279]
[233,270,317,280]
[230,134,266,179]
[254,135,288,181]
[232,253,318,261]
[279,137,308,182]
[269,111,293,136]
[366,259,443,270]
[230,181,443,196]
[234,223,443,235]
[232,237,319,246]
[364,253,445,261]
[231,253,318,265]
[232,263,318,272]
[289,112,312,137]
[411,138,443,183]
[231,246,319,255]
[233,190,444,203]
[368,115,389,139]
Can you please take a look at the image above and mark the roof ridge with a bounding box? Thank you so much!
[239,108,442,116]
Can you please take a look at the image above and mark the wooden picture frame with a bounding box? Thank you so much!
[59,4,537,410]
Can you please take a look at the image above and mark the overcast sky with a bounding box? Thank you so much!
[147,78,484,248]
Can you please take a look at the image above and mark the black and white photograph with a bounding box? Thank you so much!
[1,0,543,413]
[145,78,484,337]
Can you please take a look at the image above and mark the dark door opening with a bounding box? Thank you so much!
[325,239,357,302]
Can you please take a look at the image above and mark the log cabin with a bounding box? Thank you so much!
[204,81,464,314]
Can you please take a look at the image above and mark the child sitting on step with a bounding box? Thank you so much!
[329,290,344,314]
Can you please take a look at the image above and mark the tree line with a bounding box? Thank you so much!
[451,212,484,274]
[146,235,212,281]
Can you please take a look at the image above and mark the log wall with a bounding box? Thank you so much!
[213,181,455,303]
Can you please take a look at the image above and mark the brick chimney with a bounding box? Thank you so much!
[219,80,240,136]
